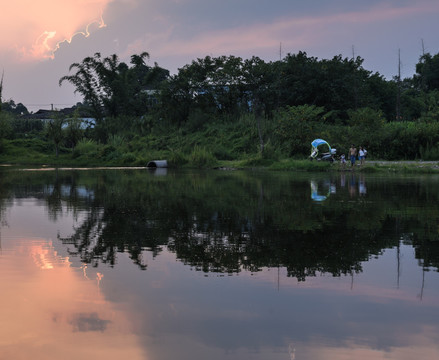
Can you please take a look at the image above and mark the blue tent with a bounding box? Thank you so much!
[311,139,331,151]
[310,139,332,158]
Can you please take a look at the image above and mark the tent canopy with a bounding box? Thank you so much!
[311,139,331,150]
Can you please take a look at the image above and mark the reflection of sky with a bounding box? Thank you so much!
[1,198,439,359]
[0,239,146,359]
[105,248,439,360]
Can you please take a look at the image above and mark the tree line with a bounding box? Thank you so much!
[54,50,439,123]
[1,50,439,161]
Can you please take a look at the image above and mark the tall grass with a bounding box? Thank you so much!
[188,145,218,168]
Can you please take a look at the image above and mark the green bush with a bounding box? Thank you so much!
[120,152,137,164]
[108,134,126,148]
[348,107,385,130]
[273,105,325,156]
[73,139,99,158]
[168,149,188,167]
[211,144,234,160]
[0,112,13,140]
[419,143,439,160]
[188,146,217,168]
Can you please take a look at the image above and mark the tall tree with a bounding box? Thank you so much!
[414,52,439,92]
[59,52,169,123]
[59,53,106,122]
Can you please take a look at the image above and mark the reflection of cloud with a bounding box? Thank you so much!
[0,238,146,360]
[28,240,69,270]
[69,312,111,332]
[290,333,439,360]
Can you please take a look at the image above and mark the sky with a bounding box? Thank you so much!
[1,0,438,112]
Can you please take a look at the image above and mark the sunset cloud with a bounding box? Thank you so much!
[0,0,112,61]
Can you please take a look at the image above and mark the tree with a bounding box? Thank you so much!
[274,104,325,156]
[414,52,439,92]
[59,53,106,122]
[1,100,29,115]
[159,55,257,123]
[242,57,278,153]
[276,51,320,107]
[60,52,169,126]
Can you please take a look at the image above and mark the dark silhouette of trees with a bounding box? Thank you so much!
[59,52,169,122]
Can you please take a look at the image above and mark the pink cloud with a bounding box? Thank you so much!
[145,1,439,59]
[0,0,112,61]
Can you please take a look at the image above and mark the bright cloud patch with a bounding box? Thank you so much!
[0,0,112,61]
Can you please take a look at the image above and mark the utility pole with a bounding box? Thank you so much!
[351,45,358,109]
[0,71,4,113]
[396,49,401,121]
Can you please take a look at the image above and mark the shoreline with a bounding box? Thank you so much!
[2,159,439,174]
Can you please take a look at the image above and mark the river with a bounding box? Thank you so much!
[0,167,438,360]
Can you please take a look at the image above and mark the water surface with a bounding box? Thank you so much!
[0,168,438,360]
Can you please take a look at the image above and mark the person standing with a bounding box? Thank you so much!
[340,154,346,169]
[349,145,357,167]
[359,146,365,165]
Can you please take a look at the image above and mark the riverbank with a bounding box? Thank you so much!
[2,157,439,174]
[216,159,439,174]
[1,137,439,173]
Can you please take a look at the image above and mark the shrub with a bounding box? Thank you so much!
[73,139,99,158]
[419,143,439,160]
[348,107,385,130]
[273,105,325,156]
[168,149,188,167]
[188,146,217,168]
[107,134,126,148]
[120,152,137,164]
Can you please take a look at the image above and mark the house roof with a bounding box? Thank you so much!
[21,106,93,120]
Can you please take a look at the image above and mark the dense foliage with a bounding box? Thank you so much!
[1,50,439,164]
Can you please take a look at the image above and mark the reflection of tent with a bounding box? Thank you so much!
[310,139,332,159]
[310,180,330,202]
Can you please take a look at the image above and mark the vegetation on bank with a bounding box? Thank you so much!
[1,115,439,173]
[1,50,439,171]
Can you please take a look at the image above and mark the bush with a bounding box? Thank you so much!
[188,146,217,168]
[273,105,325,156]
[348,107,385,130]
[120,152,137,164]
[212,144,234,160]
[99,144,116,157]
[419,143,439,160]
[0,112,13,140]
[73,139,99,158]
[107,134,126,148]
[168,149,188,167]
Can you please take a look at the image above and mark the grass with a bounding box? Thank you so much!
[2,136,439,173]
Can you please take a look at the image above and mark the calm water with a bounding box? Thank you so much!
[0,167,438,360]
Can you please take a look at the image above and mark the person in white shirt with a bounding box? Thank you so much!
[359,146,366,165]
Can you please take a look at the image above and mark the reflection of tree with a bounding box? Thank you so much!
[2,169,439,280]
